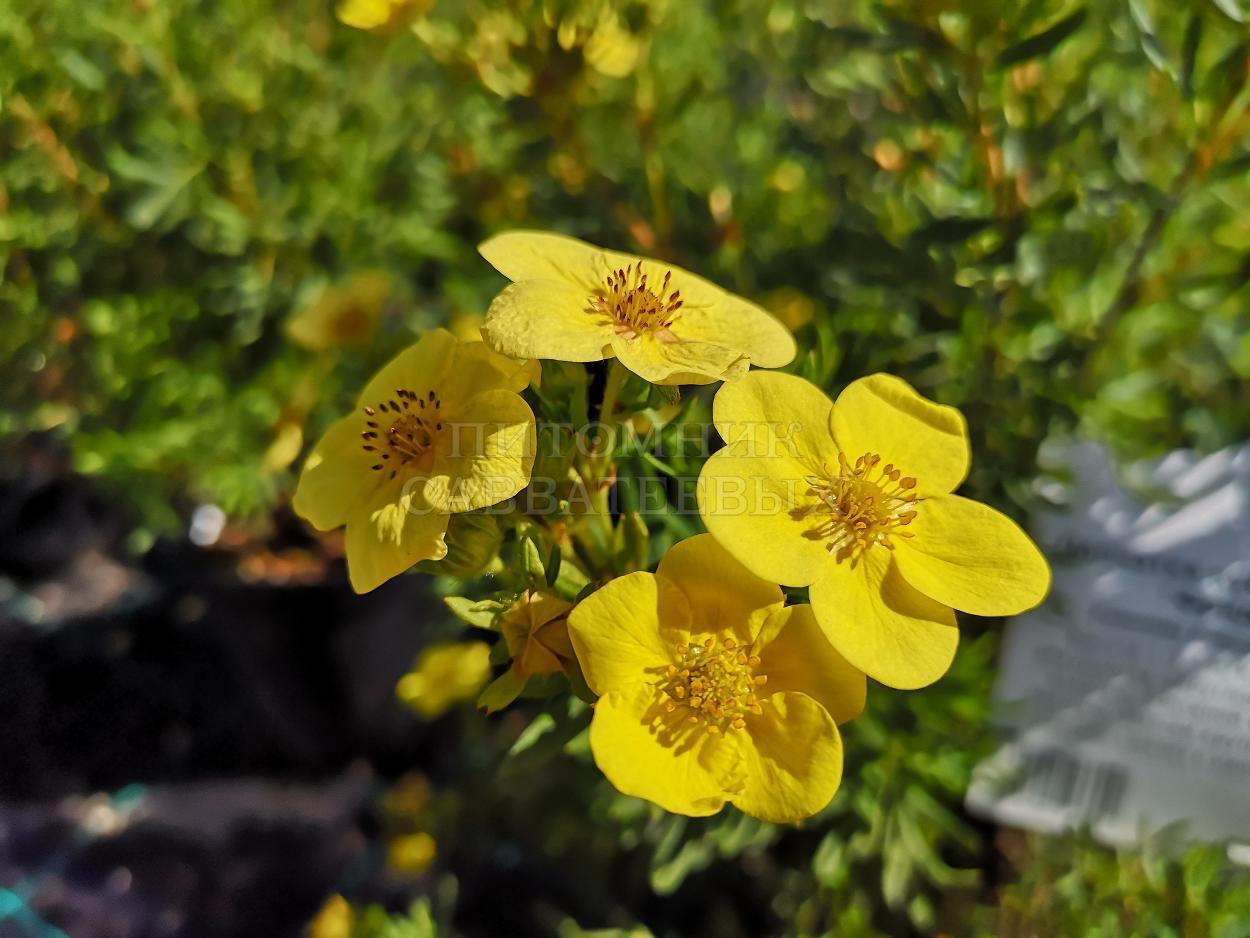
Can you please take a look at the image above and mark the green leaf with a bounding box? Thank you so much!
[477,667,527,714]
[1180,13,1203,97]
[997,9,1088,67]
[508,712,556,757]
[545,543,562,587]
[443,596,504,630]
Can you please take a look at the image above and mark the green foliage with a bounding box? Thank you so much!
[995,835,1250,938]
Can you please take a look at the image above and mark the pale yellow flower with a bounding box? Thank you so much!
[286,272,389,351]
[478,231,795,385]
[337,0,425,31]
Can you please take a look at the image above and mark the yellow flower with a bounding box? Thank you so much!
[397,641,493,719]
[308,895,353,938]
[286,272,389,351]
[500,590,575,678]
[293,329,538,592]
[387,831,437,874]
[478,231,795,385]
[566,534,865,823]
[698,372,1051,690]
[336,0,425,31]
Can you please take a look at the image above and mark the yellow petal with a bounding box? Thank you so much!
[293,415,380,531]
[357,329,458,413]
[655,534,783,644]
[481,281,612,363]
[425,389,536,513]
[590,682,735,817]
[610,332,748,385]
[830,373,969,495]
[673,299,795,371]
[344,481,450,593]
[809,549,958,689]
[752,605,866,724]
[567,571,690,695]
[731,692,842,824]
[711,370,838,469]
[894,493,1051,616]
[478,230,607,289]
[440,340,540,400]
[584,16,640,78]
[697,441,834,587]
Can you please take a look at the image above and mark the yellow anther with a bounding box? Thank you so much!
[801,451,922,559]
[658,628,764,734]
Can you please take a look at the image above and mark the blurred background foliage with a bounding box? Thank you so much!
[3,0,1250,935]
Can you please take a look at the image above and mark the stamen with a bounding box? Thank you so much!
[586,260,684,340]
[658,635,763,735]
[797,451,922,559]
[361,388,445,472]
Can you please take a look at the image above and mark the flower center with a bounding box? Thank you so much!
[660,635,766,734]
[801,451,920,560]
[360,387,444,480]
[588,261,683,340]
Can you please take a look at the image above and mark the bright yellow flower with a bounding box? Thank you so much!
[293,330,538,592]
[698,372,1051,690]
[397,641,493,719]
[478,231,795,385]
[567,534,865,823]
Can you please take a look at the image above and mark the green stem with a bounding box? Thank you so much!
[598,358,627,430]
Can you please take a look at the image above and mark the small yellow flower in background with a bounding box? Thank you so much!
[387,831,437,874]
[500,590,575,678]
[582,18,640,78]
[286,272,390,351]
[308,894,353,938]
[698,372,1051,690]
[397,641,493,719]
[336,0,426,32]
[478,231,795,385]
[293,329,538,592]
[567,534,865,823]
